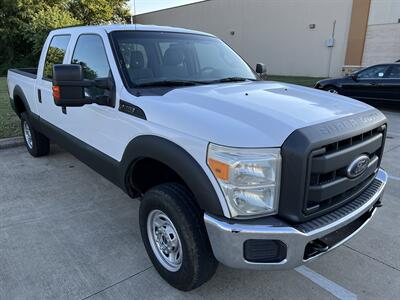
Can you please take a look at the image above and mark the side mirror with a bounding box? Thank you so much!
[351,73,358,81]
[256,63,267,78]
[52,64,114,107]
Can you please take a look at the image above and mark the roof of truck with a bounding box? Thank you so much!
[51,24,215,37]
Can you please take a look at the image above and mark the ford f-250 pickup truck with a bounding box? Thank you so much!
[7,25,387,291]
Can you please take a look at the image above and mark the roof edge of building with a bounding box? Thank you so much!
[135,0,211,17]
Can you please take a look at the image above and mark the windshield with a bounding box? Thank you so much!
[110,31,258,88]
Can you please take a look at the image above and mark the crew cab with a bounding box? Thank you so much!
[7,25,388,291]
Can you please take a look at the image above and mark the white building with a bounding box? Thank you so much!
[136,0,400,77]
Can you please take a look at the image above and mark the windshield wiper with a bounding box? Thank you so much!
[202,77,258,84]
[135,80,203,88]
[135,77,258,88]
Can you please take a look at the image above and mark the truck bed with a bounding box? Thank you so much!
[7,68,39,116]
[9,68,38,79]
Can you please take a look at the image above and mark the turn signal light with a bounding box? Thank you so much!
[208,158,229,181]
[52,86,60,101]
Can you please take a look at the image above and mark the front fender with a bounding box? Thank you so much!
[119,135,224,216]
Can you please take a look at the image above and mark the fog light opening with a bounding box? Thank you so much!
[243,240,287,263]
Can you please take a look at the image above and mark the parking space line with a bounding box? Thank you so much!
[388,175,400,181]
[295,266,357,300]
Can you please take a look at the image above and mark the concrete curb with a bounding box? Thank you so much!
[0,136,24,150]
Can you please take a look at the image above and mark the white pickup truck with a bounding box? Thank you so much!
[7,25,388,291]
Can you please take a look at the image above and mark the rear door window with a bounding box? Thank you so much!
[385,65,400,79]
[43,35,71,79]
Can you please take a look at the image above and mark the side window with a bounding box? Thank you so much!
[357,65,389,79]
[43,35,71,79]
[385,65,400,79]
[71,34,111,97]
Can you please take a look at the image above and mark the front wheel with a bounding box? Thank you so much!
[139,183,218,291]
[324,86,340,94]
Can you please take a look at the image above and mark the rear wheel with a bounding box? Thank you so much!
[21,112,50,157]
[139,183,218,291]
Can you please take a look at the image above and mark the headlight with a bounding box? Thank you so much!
[207,143,281,218]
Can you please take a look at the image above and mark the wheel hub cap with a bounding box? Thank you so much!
[147,210,183,272]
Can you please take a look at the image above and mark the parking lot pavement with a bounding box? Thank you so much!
[0,109,399,300]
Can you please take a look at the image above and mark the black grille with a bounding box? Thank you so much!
[279,110,387,223]
[304,125,386,216]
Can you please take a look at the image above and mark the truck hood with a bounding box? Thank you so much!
[139,81,375,147]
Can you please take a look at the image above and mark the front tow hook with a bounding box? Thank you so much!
[304,239,329,260]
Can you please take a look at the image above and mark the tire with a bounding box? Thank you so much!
[139,183,218,291]
[21,112,50,157]
[324,86,340,94]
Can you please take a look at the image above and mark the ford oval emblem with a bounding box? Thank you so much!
[347,155,370,179]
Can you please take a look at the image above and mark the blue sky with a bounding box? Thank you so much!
[128,0,204,15]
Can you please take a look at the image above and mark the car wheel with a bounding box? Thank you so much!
[21,112,50,157]
[139,183,218,291]
[324,86,340,94]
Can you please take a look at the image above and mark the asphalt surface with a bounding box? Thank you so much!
[0,108,399,300]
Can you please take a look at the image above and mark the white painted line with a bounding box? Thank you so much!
[295,266,357,300]
[388,175,400,181]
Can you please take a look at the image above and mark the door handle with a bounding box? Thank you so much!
[38,89,42,103]
[370,82,380,86]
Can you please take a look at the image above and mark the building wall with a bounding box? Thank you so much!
[368,0,400,25]
[136,0,354,77]
[362,23,400,66]
[362,0,400,66]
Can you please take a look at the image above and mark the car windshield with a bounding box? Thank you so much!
[110,31,258,88]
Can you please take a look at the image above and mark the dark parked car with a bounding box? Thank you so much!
[315,63,400,103]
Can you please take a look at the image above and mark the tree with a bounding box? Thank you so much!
[0,0,31,71]
[0,0,130,74]
[26,4,80,55]
[69,0,130,25]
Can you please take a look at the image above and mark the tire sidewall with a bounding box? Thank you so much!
[324,86,340,94]
[21,113,38,156]
[139,187,204,290]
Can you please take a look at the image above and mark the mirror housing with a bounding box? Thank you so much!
[350,73,358,81]
[52,64,114,107]
[256,63,267,76]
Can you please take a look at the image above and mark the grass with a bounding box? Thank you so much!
[0,77,20,139]
[0,75,324,139]
[267,75,325,88]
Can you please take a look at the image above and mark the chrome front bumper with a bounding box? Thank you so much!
[204,169,387,270]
